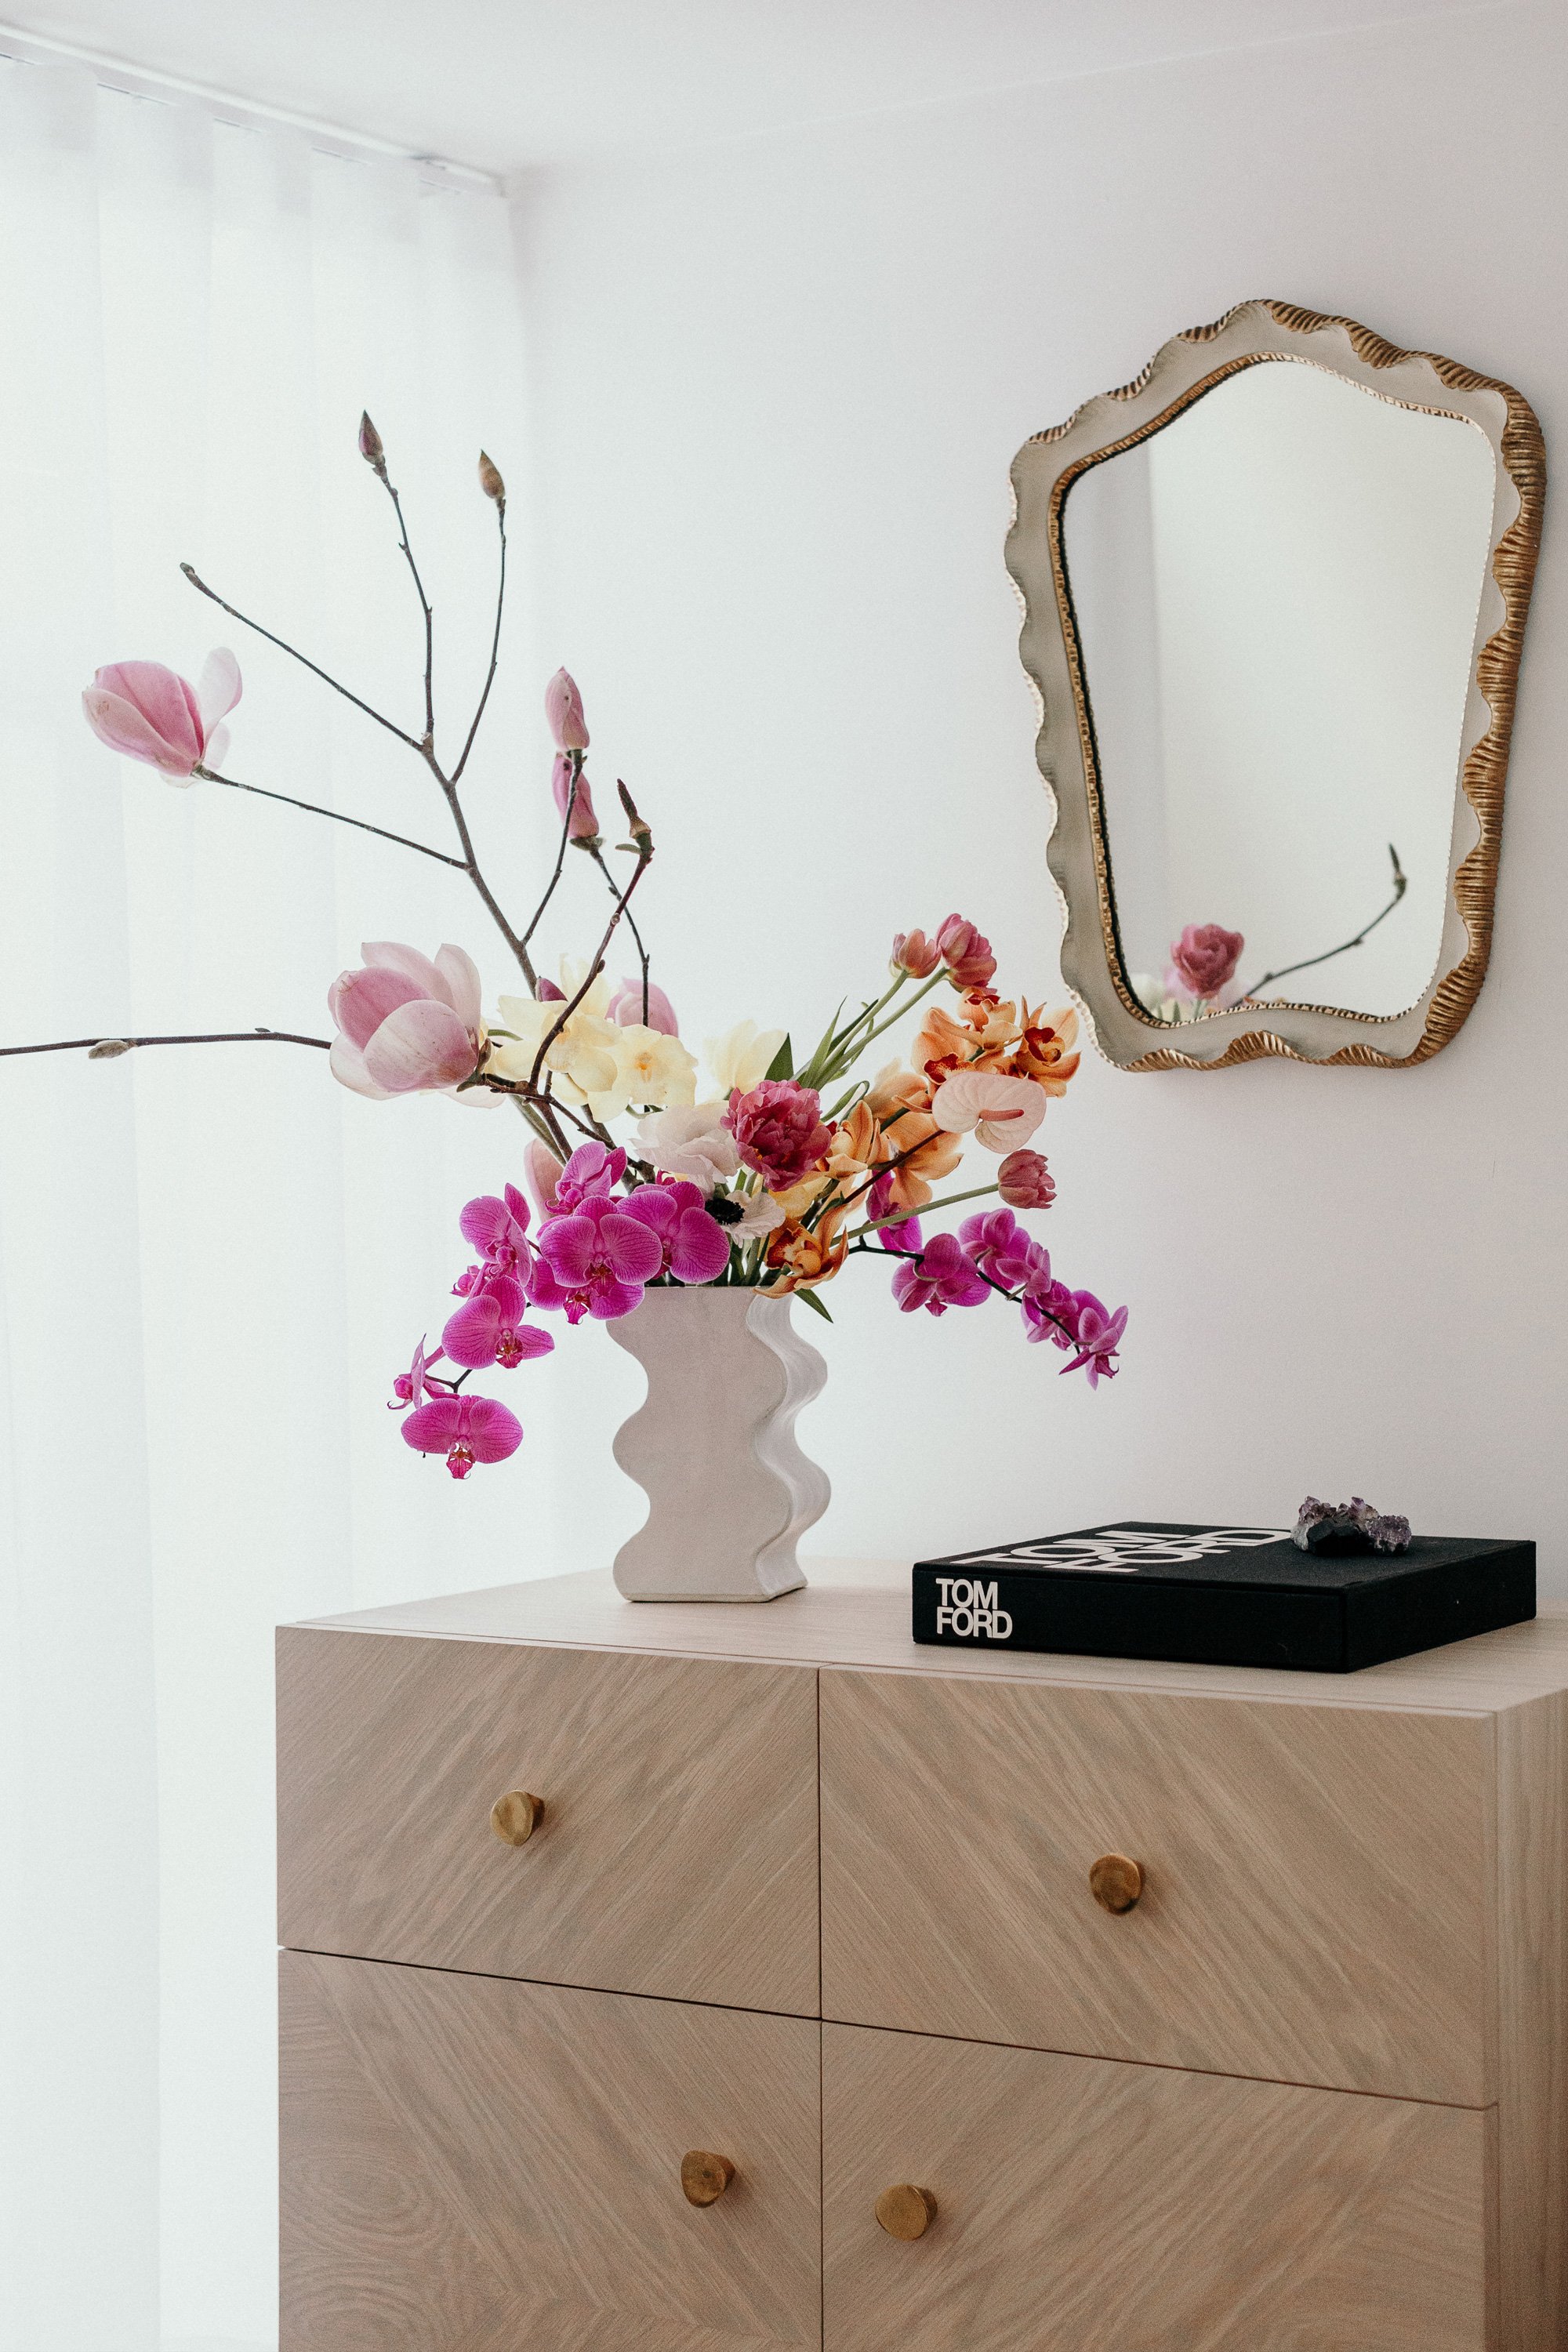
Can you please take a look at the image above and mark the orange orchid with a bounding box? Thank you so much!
[873,1106,964,1213]
[1004,1004,1080,1095]
[823,1100,891,1189]
[913,991,1022,1081]
[762,1201,850,1294]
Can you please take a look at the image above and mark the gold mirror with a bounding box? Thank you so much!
[1007,302,1544,1069]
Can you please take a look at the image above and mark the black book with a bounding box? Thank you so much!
[912,1522,1535,1673]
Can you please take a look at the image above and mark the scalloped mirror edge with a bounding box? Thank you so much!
[1007,299,1545,1069]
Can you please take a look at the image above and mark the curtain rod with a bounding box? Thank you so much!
[0,20,500,192]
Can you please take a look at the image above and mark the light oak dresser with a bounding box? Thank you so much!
[277,1558,1568,2350]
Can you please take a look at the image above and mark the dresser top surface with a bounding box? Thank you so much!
[295,1556,1568,1715]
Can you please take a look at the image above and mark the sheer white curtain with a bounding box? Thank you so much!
[0,53,546,2350]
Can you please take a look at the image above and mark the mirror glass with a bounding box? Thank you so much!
[1061,360,1498,1022]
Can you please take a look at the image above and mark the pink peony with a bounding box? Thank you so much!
[724,1080,832,1194]
[328,941,485,1098]
[891,928,941,979]
[890,1232,991,1316]
[552,752,600,841]
[607,976,679,1034]
[528,1193,662,1323]
[83,649,241,782]
[545,667,590,751]
[1169,922,1244,1002]
[401,1392,523,1479]
[621,1179,731,1283]
[997,1149,1055,1210]
[935,913,997,990]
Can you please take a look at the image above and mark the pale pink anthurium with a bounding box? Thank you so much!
[82,649,241,782]
[931,1069,1048,1152]
[328,941,485,1099]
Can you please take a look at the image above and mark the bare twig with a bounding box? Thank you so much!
[377,475,435,745]
[451,503,506,785]
[194,765,465,866]
[590,841,651,1022]
[180,564,420,750]
[1236,844,1409,1007]
[519,750,583,960]
[528,837,655,1094]
[2,1028,331,1058]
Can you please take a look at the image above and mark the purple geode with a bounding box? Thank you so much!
[1294,1496,1413,1556]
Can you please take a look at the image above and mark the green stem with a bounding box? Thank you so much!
[850,1180,999,1241]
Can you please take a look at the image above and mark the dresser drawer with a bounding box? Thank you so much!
[281,1950,822,2350]
[819,1669,1492,2100]
[278,1629,819,2014]
[823,2020,1492,2351]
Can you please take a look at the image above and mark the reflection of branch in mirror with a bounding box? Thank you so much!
[1131,845,1410,1023]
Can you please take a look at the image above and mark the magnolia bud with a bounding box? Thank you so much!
[477,450,506,508]
[358,412,387,477]
[536,977,567,1001]
[618,779,653,852]
[88,1038,134,1058]
[544,668,589,751]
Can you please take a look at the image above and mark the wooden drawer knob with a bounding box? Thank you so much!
[875,2183,938,2241]
[490,1790,544,1846]
[681,2150,735,2206]
[1089,1852,1144,1912]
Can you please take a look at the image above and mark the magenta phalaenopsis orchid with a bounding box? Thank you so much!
[401,1392,524,1479]
[528,1193,665,1323]
[891,1231,991,1316]
[621,1179,731,1284]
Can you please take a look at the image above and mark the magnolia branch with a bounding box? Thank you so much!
[194,765,464,866]
[0,1029,332,1058]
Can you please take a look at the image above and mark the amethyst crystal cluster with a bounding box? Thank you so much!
[1294,1497,1412,1555]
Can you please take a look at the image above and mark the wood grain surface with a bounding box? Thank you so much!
[819,1668,1492,2102]
[822,2020,1491,2351]
[299,1560,1568,1716]
[278,1630,819,2015]
[280,1951,822,2351]
[1495,1690,1568,2348]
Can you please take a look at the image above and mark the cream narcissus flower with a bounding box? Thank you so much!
[490,992,621,1103]
[584,1024,697,1121]
[704,1017,786,1096]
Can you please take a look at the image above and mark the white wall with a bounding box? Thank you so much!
[504,0,1567,1587]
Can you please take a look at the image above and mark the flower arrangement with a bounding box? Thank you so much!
[13,419,1127,1482]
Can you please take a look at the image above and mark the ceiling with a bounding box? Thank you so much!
[4,0,1505,178]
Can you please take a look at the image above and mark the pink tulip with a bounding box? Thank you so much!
[997,1149,1056,1210]
[328,941,485,1099]
[401,1392,523,1478]
[545,667,590,751]
[891,929,941,979]
[607,976,678,1034]
[82,649,241,782]
[551,753,600,841]
[1169,922,1244,1002]
[935,913,997,990]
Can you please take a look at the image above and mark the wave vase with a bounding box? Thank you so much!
[607,1286,829,1602]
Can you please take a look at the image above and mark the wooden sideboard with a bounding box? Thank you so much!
[277,1558,1568,2350]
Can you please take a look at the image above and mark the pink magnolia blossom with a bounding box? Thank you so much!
[891,928,941,979]
[997,1149,1055,1210]
[552,752,600,840]
[528,1194,662,1323]
[328,941,485,1099]
[401,1392,523,1478]
[389,1336,446,1410]
[607,976,679,1034]
[523,1140,564,1218]
[545,667,590,750]
[931,1068,1047,1152]
[935,913,997,990]
[1169,922,1244,1001]
[890,1231,990,1316]
[621,1179,731,1284]
[82,649,241,782]
[724,1080,832,1193]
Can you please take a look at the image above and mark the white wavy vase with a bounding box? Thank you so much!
[607,1287,829,1602]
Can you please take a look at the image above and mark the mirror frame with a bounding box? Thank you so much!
[1007,301,1544,1069]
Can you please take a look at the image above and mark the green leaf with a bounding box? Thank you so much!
[795,1285,833,1323]
[764,1034,794,1082]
